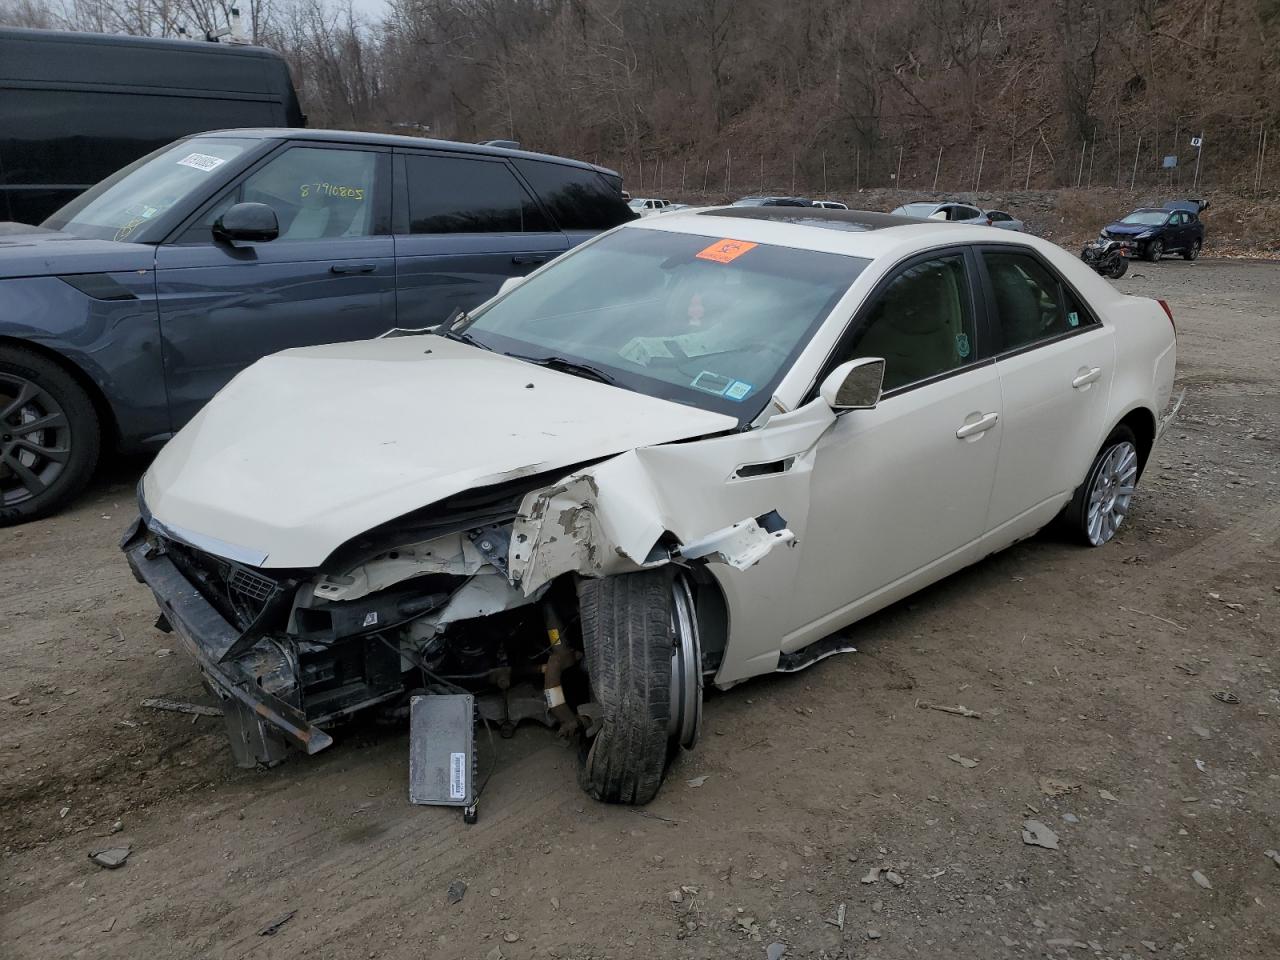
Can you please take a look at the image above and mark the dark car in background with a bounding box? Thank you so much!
[731,196,815,207]
[0,129,634,524]
[0,28,304,225]
[1101,200,1207,262]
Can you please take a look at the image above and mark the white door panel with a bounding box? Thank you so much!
[987,327,1116,533]
[785,364,1003,644]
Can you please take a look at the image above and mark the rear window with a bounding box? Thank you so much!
[513,159,634,231]
[405,154,549,233]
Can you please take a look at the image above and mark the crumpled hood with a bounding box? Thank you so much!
[1102,221,1158,238]
[142,335,738,569]
[0,228,153,278]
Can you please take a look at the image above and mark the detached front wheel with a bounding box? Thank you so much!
[577,570,702,805]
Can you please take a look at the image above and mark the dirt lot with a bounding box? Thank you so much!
[2,259,1278,959]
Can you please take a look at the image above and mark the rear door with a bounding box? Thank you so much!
[154,141,396,428]
[391,150,568,330]
[978,247,1116,543]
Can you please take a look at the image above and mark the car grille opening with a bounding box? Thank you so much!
[229,566,275,605]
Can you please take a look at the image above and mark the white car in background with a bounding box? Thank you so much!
[629,197,673,216]
[125,205,1179,805]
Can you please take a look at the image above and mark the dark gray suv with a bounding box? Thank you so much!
[0,129,634,524]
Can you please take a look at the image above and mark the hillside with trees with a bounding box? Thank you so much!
[3,0,1277,194]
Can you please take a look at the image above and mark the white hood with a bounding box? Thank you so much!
[142,336,736,568]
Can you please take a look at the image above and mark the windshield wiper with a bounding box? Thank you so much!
[515,354,617,385]
[438,325,491,351]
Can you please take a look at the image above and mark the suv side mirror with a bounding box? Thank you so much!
[820,358,885,410]
[213,202,279,246]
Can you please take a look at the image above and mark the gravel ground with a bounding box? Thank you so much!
[1,258,1277,959]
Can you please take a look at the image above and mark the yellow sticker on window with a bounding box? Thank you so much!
[695,238,758,263]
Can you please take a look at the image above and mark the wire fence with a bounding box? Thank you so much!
[604,119,1275,202]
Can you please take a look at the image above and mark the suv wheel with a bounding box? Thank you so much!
[1183,240,1201,261]
[576,570,702,804]
[0,346,101,526]
[1144,238,1164,262]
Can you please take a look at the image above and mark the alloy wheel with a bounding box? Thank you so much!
[667,576,703,750]
[1086,441,1138,546]
[0,372,72,507]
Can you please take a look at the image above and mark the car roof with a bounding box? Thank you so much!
[632,205,1046,261]
[0,26,285,61]
[191,128,618,176]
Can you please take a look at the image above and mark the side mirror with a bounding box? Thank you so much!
[212,202,279,246]
[820,357,885,410]
[496,275,525,297]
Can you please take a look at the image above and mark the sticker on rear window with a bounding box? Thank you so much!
[956,333,971,358]
[695,238,758,264]
[1067,311,1080,327]
[724,380,753,401]
[691,370,733,395]
[176,153,227,172]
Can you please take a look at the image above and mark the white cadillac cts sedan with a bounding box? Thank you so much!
[124,207,1179,804]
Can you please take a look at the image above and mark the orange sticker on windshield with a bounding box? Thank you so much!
[696,238,758,263]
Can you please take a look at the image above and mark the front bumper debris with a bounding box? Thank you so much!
[122,518,333,766]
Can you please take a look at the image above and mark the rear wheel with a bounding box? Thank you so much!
[576,570,702,804]
[1144,238,1164,262]
[0,346,100,526]
[1183,239,1201,261]
[1063,426,1139,547]
[1106,256,1128,279]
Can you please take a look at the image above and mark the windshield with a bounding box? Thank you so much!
[1120,210,1169,226]
[895,203,938,218]
[44,138,254,242]
[455,227,867,422]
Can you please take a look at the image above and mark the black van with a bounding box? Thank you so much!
[0,28,304,224]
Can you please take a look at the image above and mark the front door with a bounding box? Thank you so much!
[787,250,1003,642]
[392,151,568,330]
[978,248,1116,543]
[154,142,396,429]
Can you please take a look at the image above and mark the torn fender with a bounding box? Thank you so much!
[509,398,836,595]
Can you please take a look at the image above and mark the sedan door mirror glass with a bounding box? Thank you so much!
[212,202,279,246]
[820,357,885,410]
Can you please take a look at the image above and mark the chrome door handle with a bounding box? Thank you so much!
[956,412,999,439]
[1072,366,1103,388]
[330,263,376,275]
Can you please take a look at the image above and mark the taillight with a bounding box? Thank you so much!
[1156,298,1175,334]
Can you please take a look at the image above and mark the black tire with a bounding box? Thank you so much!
[1144,238,1163,262]
[0,346,101,526]
[1183,240,1201,261]
[1062,425,1139,548]
[577,569,678,805]
[1106,256,1128,279]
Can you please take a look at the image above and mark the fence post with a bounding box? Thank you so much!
[1025,140,1035,190]
[1130,136,1142,190]
[681,159,687,192]
[932,145,942,191]
[791,151,796,195]
[659,158,664,193]
[1076,140,1086,188]
[822,150,828,194]
[1088,132,1096,187]
[1192,134,1203,189]
[726,149,732,192]
[760,155,764,193]
[638,158,644,190]
[855,147,860,190]
[703,157,710,192]
[975,145,985,191]
[895,145,903,185]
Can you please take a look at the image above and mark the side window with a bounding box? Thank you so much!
[953,206,981,221]
[849,254,977,392]
[983,251,1093,353]
[182,146,380,243]
[404,154,549,233]
[512,158,634,230]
